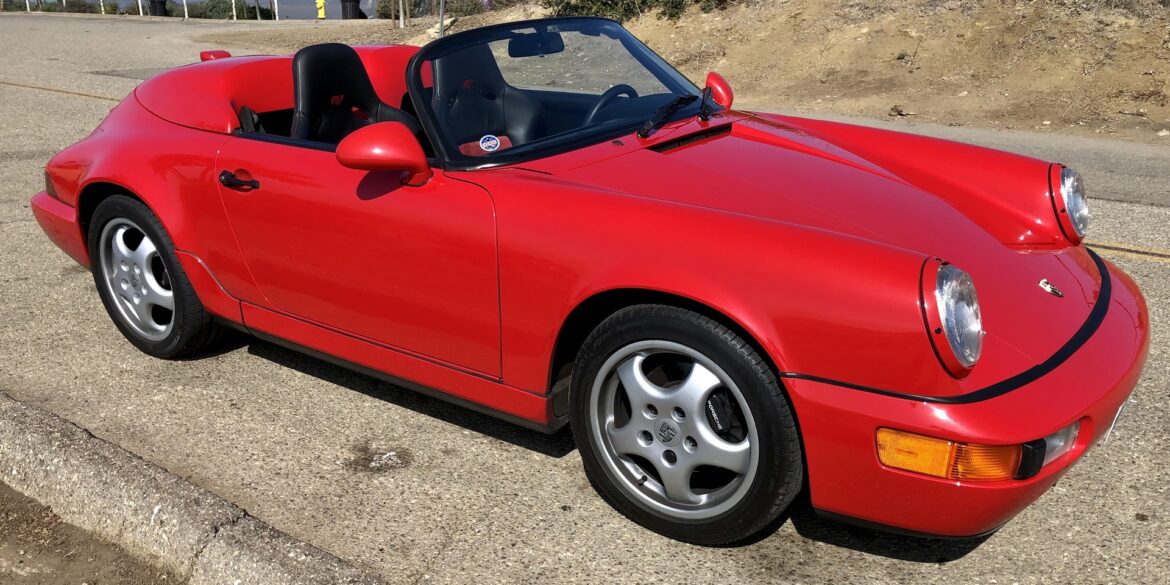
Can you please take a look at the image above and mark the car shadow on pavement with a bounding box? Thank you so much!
[176,329,251,361]
[245,339,578,459]
[782,498,990,562]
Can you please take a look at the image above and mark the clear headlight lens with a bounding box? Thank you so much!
[1059,167,1091,238]
[935,265,983,368]
[1041,422,1079,467]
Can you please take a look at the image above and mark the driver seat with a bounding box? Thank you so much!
[290,43,421,144]
[431,44,543,153]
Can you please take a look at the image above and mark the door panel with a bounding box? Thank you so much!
[215,136,501,376]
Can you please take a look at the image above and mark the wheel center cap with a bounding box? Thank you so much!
[656,420,681,447]
[130,273,142,292]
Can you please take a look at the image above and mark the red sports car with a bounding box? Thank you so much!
[31,17,1148,545]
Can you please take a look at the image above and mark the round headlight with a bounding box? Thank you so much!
[1058,167,1091,239]
[930,263,983,374]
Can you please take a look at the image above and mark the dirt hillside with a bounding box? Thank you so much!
[198,1,1170,143]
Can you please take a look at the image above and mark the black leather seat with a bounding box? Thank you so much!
[290,43,421,143]
[431,44,543,150]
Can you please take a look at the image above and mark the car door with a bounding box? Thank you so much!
[214,135,501,377]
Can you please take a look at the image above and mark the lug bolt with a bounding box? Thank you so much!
[663,450,677,465]
[673,407,686,420]
[685,436,697,450]
[646,404,658,417]
[640,430,653,444]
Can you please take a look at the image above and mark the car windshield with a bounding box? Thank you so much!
[408,17,702,166]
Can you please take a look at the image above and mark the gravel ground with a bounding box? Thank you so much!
[0,482,179,584]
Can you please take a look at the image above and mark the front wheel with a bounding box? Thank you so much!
[570,305,803,545]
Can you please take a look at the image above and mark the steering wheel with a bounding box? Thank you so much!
[583,84,639,125]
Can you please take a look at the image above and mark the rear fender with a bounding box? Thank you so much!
[57,96,258,310]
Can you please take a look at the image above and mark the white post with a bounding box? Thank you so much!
[136,0,142,15]
[273,0,278,20]
[253,0,260,20]
[25,0,30,11]
[230,0,236,19]
[99,0,104,13]
[181,0,187,18]
[438,0,445,37]
[398,0,404,28]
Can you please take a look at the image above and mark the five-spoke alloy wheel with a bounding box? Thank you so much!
[591,341,758,520]
[87,195,220,358]
[98,218,175,341]
[571,305,803,545]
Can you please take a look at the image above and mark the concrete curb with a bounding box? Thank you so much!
[0,392,385,585]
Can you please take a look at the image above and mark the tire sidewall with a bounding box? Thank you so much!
[570,306,802,545]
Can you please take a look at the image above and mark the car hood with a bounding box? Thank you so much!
[515,113,1105,375]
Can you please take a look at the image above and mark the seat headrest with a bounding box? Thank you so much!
[291,43,387,141]
[431,44,507,107]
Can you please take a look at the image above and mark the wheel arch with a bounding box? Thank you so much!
[77,181,145,242]
[548,288,790,397]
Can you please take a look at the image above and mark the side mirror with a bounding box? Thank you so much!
[336,122,432,186]
[704,72,734,109]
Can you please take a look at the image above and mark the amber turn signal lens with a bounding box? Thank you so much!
[876,428,1021,482]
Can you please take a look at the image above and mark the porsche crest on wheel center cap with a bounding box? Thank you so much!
[657,420,681,446]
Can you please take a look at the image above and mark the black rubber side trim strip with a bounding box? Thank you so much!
[778,248,1113,404]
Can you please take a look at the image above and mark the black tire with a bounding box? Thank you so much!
[87,195,221,359]
[570,304,803,546]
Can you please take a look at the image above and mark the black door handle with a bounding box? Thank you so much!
[219,170,260,190]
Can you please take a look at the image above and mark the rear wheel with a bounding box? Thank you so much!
[87,195,221,358]
[570,305,803,545]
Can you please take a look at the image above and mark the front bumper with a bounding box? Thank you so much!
[31,191,89,267]
[787,255,1149,537]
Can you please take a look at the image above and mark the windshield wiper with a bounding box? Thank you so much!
[698,87,714,121]
[637,95,699,138]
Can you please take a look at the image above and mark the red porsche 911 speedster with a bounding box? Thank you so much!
[31,17,1148,545]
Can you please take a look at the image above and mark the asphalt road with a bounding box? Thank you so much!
[1,13,1168,585]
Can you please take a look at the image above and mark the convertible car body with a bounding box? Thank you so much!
[31,17,1148,545]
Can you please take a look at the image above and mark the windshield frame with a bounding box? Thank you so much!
[405,16,704,171]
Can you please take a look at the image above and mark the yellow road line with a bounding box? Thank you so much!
[1087,239,1170,258]
[1088,240,1170,264]
[0,80,120,102]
